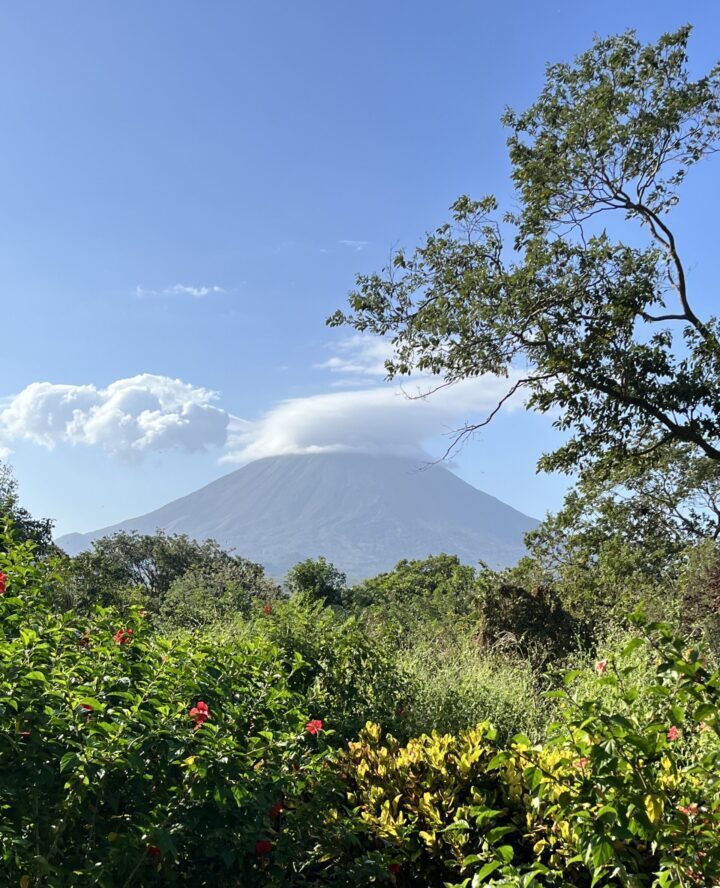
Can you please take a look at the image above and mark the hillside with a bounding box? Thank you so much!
[57,452,538,577]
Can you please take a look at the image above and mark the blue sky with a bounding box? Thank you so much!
[1,1,719,536]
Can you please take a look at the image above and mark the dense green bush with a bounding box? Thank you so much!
[347,554,480,643]
[249,593,408,742]
[284,556,347,607]
[310,617,720,887]
[0,534,329,886]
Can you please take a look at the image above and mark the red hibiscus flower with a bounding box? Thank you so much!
[678,803,699,817]
[147,844,161,863]
[595,659,608,674]
[264,603,272,615]
[270,801,284,818]
[389,862,402,874]
[189,700,210,728]
[573,756,590,770]
[255,840,273,856]
[667,725,681,741]
[113,628,133,645]
[0,572,7,595]
[305,719,323,735]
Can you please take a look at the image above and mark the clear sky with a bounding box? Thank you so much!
[1,0,718,536]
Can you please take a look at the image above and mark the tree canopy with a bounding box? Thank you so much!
[65,530,280,616]
[329,27,720,476]
[0,461,55,555]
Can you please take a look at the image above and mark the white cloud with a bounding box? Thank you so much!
[135,284,226,298]
[0,446,11,461]
[0,374,231,460]
[315,335,393,379]
[223,373,523,465]
[339,239,369,252]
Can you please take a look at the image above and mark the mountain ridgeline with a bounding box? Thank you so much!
[57,453,538,578]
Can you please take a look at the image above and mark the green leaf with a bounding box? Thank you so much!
[25,671,47,682]
[591,836,615,868]
[473,861,502,883]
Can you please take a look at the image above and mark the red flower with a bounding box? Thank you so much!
[264,603,272,615]
[305,719,323,735]
[667,725,681,742]
[389,863,402,875]
[678,803,699,817]
[595,659,608,674]
[147,844,161,863]
[81,704,93,713]
[0,572,7,595]
[255,840,272,856]
[113,628,133,645]
[270,801,284,818]
[189,700,210,728]
[573,756,590,770]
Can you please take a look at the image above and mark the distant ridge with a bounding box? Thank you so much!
[57,452,539,579]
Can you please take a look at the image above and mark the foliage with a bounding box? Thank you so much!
[476,572,588,664]
[678,540,720,653]
[399,636,549,742]
[347,554,481,642]
[158,559,279,630]
[0,531,329,886]
[253,593,408,742]
[0,461,55,556]
[63,530,280,618]
[5,526,720,884]
[285,556,347,607]
[312,617,720,887]
[483,444,720,635]
[329,27,720,478]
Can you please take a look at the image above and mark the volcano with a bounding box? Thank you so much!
[57,452,538,579]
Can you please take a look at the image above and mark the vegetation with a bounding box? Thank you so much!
[61,530,280,620]
[3,530,720,886]
[3,24,720,887]
[0,463,54,556]
[329,27,720,481]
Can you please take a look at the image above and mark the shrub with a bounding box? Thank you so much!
[64,530,279,618]
[252,593,408,742]
[0,534,329,886]
[399,636,549,742]
[312,616,720,886]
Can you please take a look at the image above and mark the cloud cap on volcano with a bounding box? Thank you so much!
[224,372,522,464]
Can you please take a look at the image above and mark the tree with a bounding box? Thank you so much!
[347,553,480,638]
[65,530,280,615]
[329,28,720,476]
[158,560,280,629]
[0,460,55,555]
[285,556,347,606]
[505,445,720,625]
